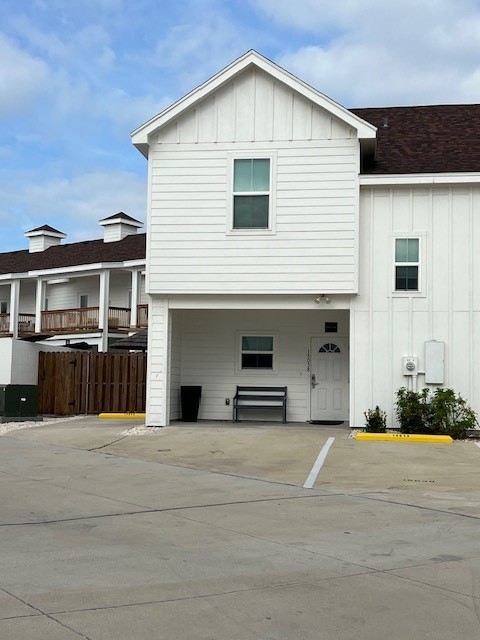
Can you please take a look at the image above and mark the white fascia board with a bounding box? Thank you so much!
[131,50,376,150]
[28,262,124,277]
[166,294,353,310]
[123,259,146,268]
[0,273,28,281]
[360,172,480,186]
[100,218,143,228]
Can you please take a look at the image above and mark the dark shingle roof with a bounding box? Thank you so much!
[110,328,148,351]
[0,233,146,275]
[351,104,480,174]
[99,212,142,224]
[26,224,65,234]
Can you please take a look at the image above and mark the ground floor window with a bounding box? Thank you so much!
[239,334,275,370]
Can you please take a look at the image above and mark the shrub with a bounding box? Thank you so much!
[395,387,432,434]
[429,388,477,440]
[395,387,477,439]
[364,406,387,432]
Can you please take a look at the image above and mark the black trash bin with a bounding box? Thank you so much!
[180,386,202,422]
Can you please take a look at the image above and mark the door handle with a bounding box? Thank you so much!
[311,374,319,388]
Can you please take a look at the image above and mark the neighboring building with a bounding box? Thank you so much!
[0,213,147,353]
[132,50,480,427]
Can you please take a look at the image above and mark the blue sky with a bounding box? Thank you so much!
[1,0,480,252]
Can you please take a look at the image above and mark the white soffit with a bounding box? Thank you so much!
[131,50,377,154]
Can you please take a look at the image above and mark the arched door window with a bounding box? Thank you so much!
[319,343,341,353]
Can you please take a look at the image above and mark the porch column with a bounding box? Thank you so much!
[146,296,171,426]
[35,279,46,333]
[98,269,110,352]
[130,269,141,328]
[9,280,20,338]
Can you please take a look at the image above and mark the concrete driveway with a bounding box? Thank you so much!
[1,418,480,639]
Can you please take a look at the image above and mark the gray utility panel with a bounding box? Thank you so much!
[0,385,38,418]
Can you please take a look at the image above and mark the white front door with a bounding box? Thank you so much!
[310,337,349,421]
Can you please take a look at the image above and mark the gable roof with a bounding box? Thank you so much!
[132,50,376,155]
[351,105,480,174]
[0,233,146,276]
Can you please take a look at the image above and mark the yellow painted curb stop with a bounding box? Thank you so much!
[355,432,453,444]
[98,413,146,420]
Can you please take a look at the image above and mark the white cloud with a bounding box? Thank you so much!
[0,170,146,246]
[152,13,249,92]
[0,33,50,116]
[255,0,480,105]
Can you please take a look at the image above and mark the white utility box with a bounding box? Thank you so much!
[425,340,445,384]
[402,356,418,375]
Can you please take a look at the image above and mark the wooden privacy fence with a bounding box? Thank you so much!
[38,351,147,415]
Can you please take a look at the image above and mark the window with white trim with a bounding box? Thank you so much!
[395,238,419,291]
[79,294,89,308]
[240,335,274,370]
[0,300,7,314]
[233,158,270,229]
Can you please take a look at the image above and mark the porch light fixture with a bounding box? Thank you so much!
[314,295,331,304]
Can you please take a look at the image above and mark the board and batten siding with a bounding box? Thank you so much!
[351,184,480,426]
[147,68,360,295]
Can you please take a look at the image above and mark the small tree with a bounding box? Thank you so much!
[364,406,387,432]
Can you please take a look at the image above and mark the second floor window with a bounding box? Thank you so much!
[233,158,270,229]
[395,238,419,291]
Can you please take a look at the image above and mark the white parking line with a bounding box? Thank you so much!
[475,442,480,450]
[303,437,335,489]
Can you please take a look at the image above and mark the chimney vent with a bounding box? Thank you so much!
[25,225,66,253]
[99,212,143,243]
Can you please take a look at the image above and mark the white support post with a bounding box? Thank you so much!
[146,296,171,426]
[130,269,140,328]
[99,270,110,352]
[9,280,20,338]
[35,279,45,333]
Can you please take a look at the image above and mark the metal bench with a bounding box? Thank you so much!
[232,386,287,423]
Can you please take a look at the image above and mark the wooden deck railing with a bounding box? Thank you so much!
[41,307,131,333]
[0,313,36,336]
[137,304,148,328]
[1,306,146,337]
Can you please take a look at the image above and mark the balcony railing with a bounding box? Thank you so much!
[41,306,131,333]
[0,313,36,336]
[0,306,148,337]
[137,304,148,328]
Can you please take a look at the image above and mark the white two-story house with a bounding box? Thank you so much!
[132,50,480,427]
[0,213,147,356]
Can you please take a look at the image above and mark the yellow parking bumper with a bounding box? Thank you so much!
[355,432,453,444]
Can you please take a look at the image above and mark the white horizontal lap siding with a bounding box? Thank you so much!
[149,143,358,294]
[176,309,335,422]
[148,66,359,295]
[46,276,99,310]
[352,184,480,427]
